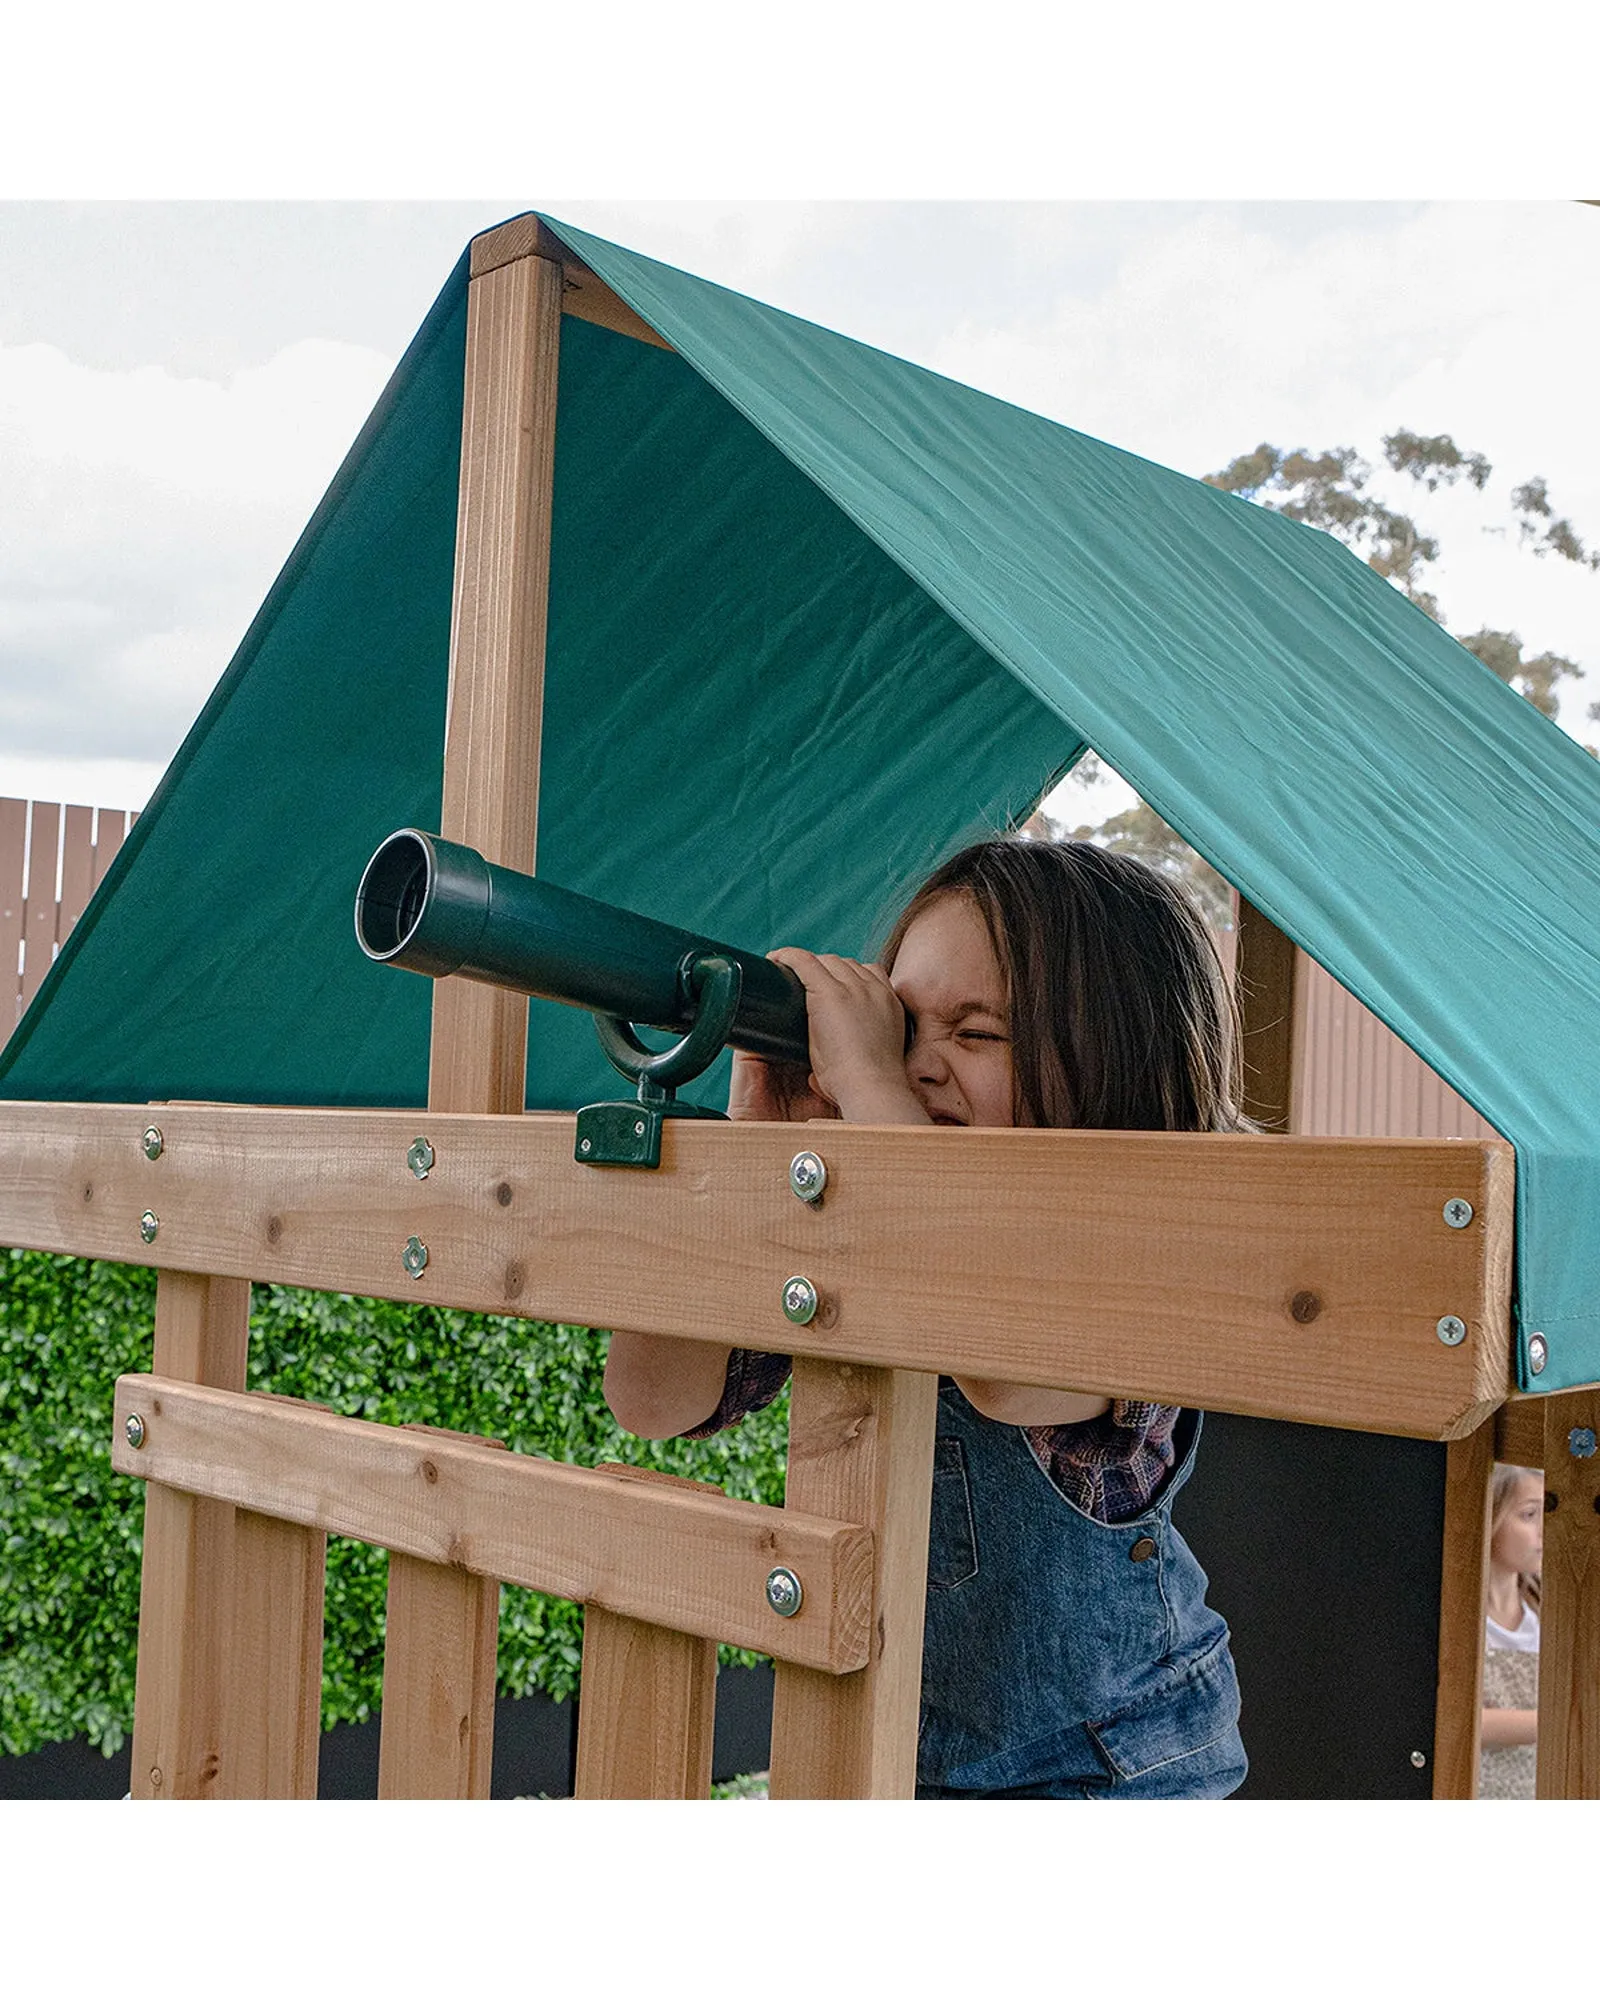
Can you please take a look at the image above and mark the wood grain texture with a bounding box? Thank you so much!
[468,215,673,349]
[130,1272,253,1799]
[429,248,562,1116]
[11,1103,1516,1439]
[1537,1389,1600,1798]
[574,1607,717,1799]
[111,1375,873,1672]
[1432,1415,1495,1796]
[1236,896,1300,1132]
[769,1362,938,1799]
[224,1506,326,1798]
[1495,1394,1546,1470]
[379,1553,499,1798]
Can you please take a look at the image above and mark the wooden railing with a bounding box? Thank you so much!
[1,796,138,1034]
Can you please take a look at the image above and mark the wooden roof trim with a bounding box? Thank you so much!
[469,215,674,351]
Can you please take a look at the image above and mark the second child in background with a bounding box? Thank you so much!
[1480,1462,1543,1800]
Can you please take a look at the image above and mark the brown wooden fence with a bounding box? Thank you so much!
[1,797,139,1038]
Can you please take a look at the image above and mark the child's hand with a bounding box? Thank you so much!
[728,1050,838,1124]
[766,948,928,1125]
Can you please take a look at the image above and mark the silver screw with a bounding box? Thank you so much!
[1435,1315,1468,1347]
[1410,1750,1427,1769]
[124,1413,145,1450]
[579,1138,592,1155]
[789,1151,828,1204]
[139,1211,159,1245]
[765,1567,803,1618]
[406,1136,434,1180]
[1443,1199,1473,1229]
[1569,1428,1597,1460]
[403,1235,429,1279]
[782,1276,819,1326]
[141,1126,163,1161]
[634,1120,646,1137]
[1529,1333,1549,1376]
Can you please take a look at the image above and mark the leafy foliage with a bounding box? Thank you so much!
[0,1248,787,1759]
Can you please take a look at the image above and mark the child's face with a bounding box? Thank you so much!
[1491,1474,1544,1579]
[889,892,1017,1128]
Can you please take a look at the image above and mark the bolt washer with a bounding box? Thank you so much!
[124,1413,146,1450]
[765,1567,803,1618]
[782,1276,819,1326]
[141,1126,164,1161]
[139,1211,159,1245]
[789,1151,828,1203]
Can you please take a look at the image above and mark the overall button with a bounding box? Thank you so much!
[1129,1536,1158,1563]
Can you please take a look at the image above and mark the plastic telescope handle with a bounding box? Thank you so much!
[354,828,811,1067]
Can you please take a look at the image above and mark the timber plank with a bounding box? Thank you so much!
[1431,1415,1495,1797]
[574,1608,717,1799]
[1537,1389,1600,1798]
[6,1103,1516,1439]
[111,1375,874,1673]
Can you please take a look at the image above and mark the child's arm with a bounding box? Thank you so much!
[1480,1704,1538,1748]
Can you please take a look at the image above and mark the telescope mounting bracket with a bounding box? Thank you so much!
[574,954,741,1168]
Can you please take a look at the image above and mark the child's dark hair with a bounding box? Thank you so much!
[881,838,1248,1134]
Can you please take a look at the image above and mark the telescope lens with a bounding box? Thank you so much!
[355,831,432,961]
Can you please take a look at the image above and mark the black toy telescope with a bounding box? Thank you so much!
[354,827,810,1068]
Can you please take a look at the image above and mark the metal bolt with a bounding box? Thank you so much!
[1569,1428,1597,1461]
[402,1235,429,1279]
[139,1211,159,1245]
[789,1151,828,1204]
[1443,1199,1473,1229]
[782,1276,819,1326]
[579,1138,592,1155]
[141,1126,163,1161]
[124,1413,145,1450]
[1529,1333,1549,1376]
[634,1120,646,1137]
[406,1136,434,1180]
[765,1567,803,1618]
[1410,1750,1427,1769]
[1435,1315,1467,1347]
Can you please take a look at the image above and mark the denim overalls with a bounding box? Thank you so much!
[916,1379,1247,1798]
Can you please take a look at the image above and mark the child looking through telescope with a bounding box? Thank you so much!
[604,836,1248,1798]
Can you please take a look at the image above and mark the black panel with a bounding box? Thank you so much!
[1173,1412,1446,1798]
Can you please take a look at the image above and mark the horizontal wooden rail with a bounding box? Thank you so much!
[111,1375,874,1672]
[2,1102,1514,1438]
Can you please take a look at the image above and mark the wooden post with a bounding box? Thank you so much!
[769,1360,938,1798]
[1536,1387,1600,1798]
[130,1271,257,1798]
[395,230,563,1793]
[1235,895,1300,1132]
[1431,1414,1495,1796]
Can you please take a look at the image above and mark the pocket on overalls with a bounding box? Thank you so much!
[927,1436,979,1589]
[1084,1630,1245,1795]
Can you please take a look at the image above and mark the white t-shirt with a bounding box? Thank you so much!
[1486,1602,1540,1653]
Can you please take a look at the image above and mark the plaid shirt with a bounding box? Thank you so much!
[684,1349,1179,1525]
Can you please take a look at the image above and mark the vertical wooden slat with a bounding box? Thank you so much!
[378,1554,500,1798]
[769,1361,938,1798]
[428,247,563,1117]
[19,798,59,1009]
[56,803,95,940]
[92,807,132,890]
[1537,1388,1600,1799]
[574,1607,718,1799]
[130,1272,253,1798]
[0,796,26,1033]
[1234,895,1299,1131]
[1432,1414,1496,1796]
[224,1507,326,1798]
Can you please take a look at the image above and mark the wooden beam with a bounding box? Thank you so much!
[129,1272,253,1799]
[1495,1393,1546,1470]
[111,1375,874,1673]
[378,1554,499,1799]
[1536,1388,1600,1798]
[468,215,674,350]
[223,1506,326,1798]
[1235,895,1301,1132]
[8,1103,1515,1439]
[428,241,561,1115]
[769,1363,937,1798]
[574,1608,717,1799]
[1431,1413,1495,1796]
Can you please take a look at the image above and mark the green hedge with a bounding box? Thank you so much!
[0,1247,789,1760]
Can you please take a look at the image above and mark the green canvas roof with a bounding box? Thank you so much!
[4,211,1597,1393]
